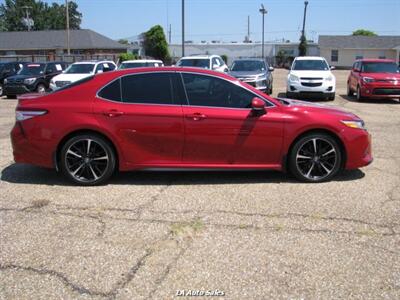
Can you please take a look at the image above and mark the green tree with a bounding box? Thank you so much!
[142,25,170,62]
[118,39,130,45]
[298,35,307,56]
[352,29,377,36]
[118,52,138,62]
[0,0,82,31]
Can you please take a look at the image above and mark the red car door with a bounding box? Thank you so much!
[93,72,184,167]
[180,72,284,167]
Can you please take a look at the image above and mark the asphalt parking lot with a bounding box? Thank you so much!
[0,69,399,299]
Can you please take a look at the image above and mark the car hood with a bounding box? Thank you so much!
[360,72,400,80]
[280,98,358,119]
[289,70,332,78]
[229,71,266,78]
[52,73,92,82]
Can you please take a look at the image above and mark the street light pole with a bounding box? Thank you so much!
[182,0,185,57]
[65,0,70,55]
[301,1,309,42]
[259,4,267,60]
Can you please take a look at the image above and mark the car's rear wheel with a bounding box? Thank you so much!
[289,133,342,182]
[327,93,335,101]
[60,134,116,185]
[36,83,46,93]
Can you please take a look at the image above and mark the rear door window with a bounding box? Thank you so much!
[121,72,175,105]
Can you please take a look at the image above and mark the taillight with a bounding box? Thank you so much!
[15,110,47,121]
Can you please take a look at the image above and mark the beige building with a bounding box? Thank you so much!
[319,35,400,68]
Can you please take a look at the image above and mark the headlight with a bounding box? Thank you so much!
[362,77,375,83]
[24,78,36,85]
[325,75,333,81]
[341,120,366,130]
[289,74,299,82]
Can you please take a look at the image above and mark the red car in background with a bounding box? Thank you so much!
[11,67,372,185]
[347,59,400,101]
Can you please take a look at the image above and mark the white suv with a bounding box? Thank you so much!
[287,56,336,100]
[50,60,116,90]
[176,55,228,72]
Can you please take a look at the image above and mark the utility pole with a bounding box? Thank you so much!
[65,0,71,55]
[182,0,185,56]
[259,4,267,59]
[247,15,250,42]
[301,1,309,42]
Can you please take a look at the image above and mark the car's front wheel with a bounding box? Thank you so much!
[289,133,342,182]
[60,134,116,185]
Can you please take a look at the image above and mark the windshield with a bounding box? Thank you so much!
[18,64,45,75]
[231,60,265,72]
[361,62,399,73]
[293,59,329,71]
[178,59,210,68]
[65,64,95,74]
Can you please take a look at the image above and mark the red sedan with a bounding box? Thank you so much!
[11,67,372,185]
[347,59,400,101]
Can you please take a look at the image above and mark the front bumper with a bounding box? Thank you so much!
[343,129,373,170]
[4,84,35,95]
[287,79,335,94]
[359,83,400,98]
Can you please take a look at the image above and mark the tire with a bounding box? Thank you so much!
[289,133,342,183]
[328,93,335,101]
[60,134,116,185]
[356,85,364,102]
[269,86,273,95]
[6,95,16,99]
[36,83,46,93]
[347,83,353,97]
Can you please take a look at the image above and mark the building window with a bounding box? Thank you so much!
[331,50,338,62]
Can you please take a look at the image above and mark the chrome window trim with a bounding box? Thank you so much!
[96,70,277,110]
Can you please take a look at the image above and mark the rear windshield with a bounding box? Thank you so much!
[177,59,210,68]
[18,64,46,75]
[292,59,329,71]
[361,62,399,73]
[231,60,265,72]
[65,64,95,74]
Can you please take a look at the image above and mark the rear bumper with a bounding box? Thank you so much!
[11,122,54,168]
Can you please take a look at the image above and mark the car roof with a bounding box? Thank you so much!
[232,58,265,62]
[179,55,219,60]
[73,60,115,65]
[122,59,163,63]
[356,58,396,63]
[294,56,326,60]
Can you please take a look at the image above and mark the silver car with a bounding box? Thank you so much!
[229,58,274,94]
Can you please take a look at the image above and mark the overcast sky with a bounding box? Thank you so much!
[34,0,400,43]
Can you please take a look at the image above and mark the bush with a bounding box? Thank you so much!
[118,53,138,62]
[221,54,228,64]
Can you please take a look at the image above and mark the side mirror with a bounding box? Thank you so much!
[251,97,266,112]
[96,70,103,74]
[330,66,335,70]
[268,66,274,72]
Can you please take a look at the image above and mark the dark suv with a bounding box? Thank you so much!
[0,62,25,97]
[4,62,67,97]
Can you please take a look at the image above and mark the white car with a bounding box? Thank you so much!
[119,59,164,69]
[50,60,116,90]
[176,55,228,72]
[286,56,336,100]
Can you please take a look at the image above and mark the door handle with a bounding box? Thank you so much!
[103,110,124,117]
[185,113,207,121]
